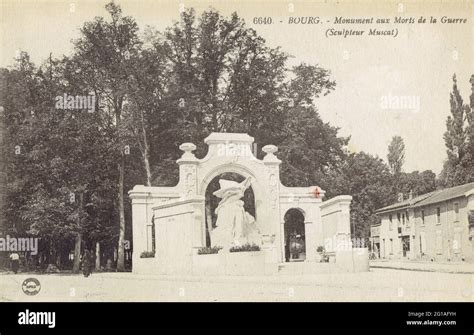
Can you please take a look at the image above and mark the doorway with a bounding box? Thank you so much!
[284,208,306,262]
[402,236,410,257]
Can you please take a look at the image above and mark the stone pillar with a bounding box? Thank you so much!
[321,195,353,253]
[177,143,205,247]
[305,220,316,262]
[308,201,323,261]
[177,143,199,199]
[262,145,282,262]
[261,234,278,274]
[129,186,154,273]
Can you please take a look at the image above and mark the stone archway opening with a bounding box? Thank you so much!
[204,172,256,247]
[284,208,306,262]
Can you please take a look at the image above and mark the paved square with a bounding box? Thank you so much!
[1,268,472,302]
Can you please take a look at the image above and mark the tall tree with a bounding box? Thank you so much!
[1,51,118,269]
[440,74,474,187]
[71,2,143,271]
[158,8,344,187]
[387,135,405,176]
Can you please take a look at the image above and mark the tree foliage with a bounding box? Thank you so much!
[387,135,405,175]
[440,75,474,187]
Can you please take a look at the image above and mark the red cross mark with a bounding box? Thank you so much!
[312,187,321,199]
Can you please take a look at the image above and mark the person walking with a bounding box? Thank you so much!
[82,249,92,277]
[9,252,20,274]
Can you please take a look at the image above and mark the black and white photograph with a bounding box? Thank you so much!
[0,0,472,332]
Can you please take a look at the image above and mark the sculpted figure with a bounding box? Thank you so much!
[211,177,261,249]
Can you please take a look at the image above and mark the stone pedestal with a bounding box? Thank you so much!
[336,248,369,272]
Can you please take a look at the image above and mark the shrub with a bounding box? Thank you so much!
[320,253,330,263]
[316,246,329,262]
[229,243,261,253]
[197,246,222,255]
[140,251,155,258]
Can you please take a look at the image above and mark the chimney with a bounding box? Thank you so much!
[398,193,404,202]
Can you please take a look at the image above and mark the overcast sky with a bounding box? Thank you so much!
[1,0,472,174]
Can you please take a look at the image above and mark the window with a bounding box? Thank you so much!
[389,215,393,231]
[390,238,393,254]
[406,210,409,223]
[435,230,442,254]
[397,213,401,224]
[454,203,459,221]
[402,213,405,225]
[419,232,426,254]
[421,210,425,226]
[453,231,461,254]
[436,207,441,224]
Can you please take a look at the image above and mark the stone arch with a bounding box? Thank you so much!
[200,163,267,243]
[203,171,256,247]
[285,207,306,220]
[199,163,262,197]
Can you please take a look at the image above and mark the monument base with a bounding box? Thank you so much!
[335,248,370,272]
[192,250,269,276]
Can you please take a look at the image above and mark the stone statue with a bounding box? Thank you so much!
[211,177,261,249]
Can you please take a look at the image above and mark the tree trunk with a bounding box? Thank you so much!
[142,120,152,187]
[72,192,84,273]
[72,232,82,273]
[116,154,126,271]
[95,242,101,271]
[143,150,152,187]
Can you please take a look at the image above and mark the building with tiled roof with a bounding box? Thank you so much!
[371,182,474,263]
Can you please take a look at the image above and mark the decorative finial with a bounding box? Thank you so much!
[262,145,281,163]
[178,142,197,162]
[262,145,278,155]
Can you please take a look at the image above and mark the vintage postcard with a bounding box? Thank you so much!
[0,0,473,324]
